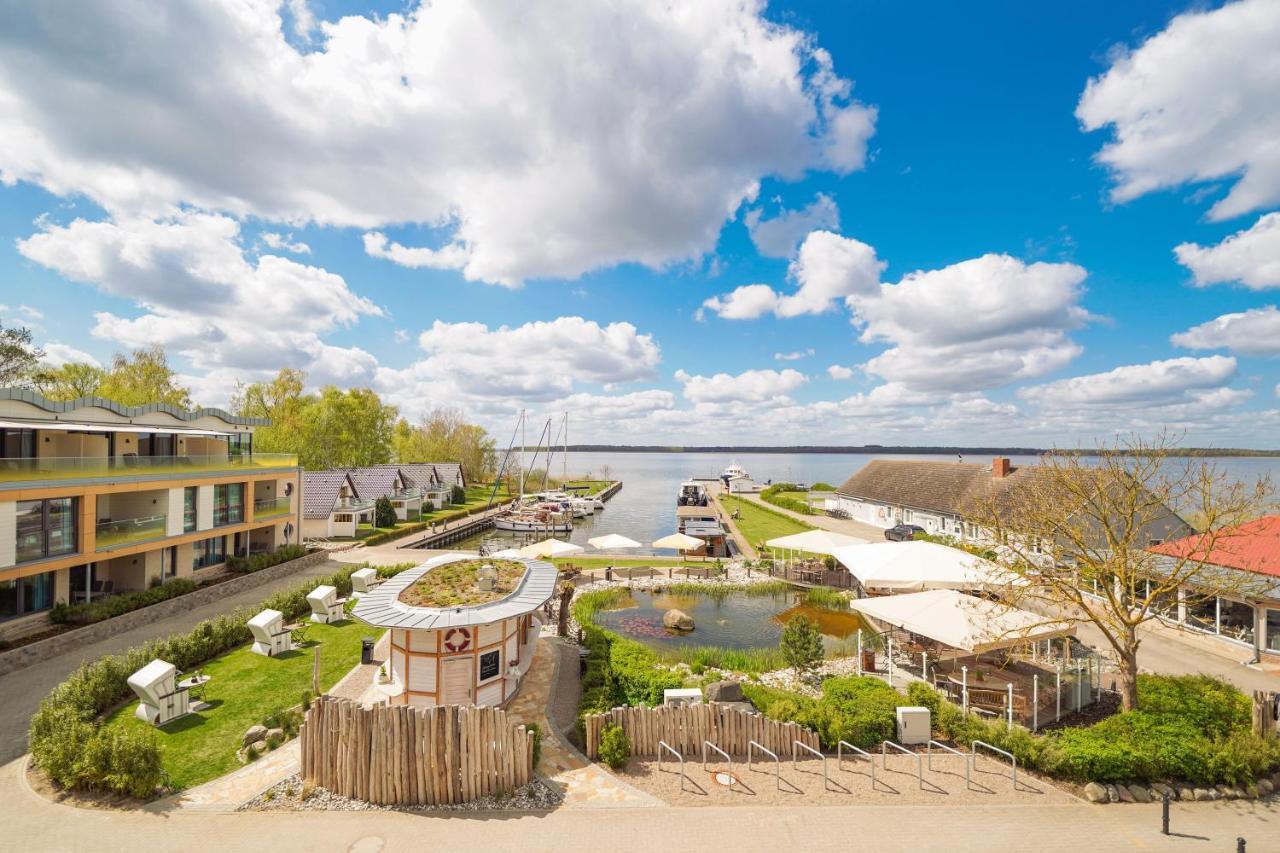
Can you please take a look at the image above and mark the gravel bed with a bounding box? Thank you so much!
[240,773,563,812]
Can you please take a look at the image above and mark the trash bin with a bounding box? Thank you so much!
[361,637,376,665]
[579,648,591,676]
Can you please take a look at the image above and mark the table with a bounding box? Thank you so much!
[179,674,212,691]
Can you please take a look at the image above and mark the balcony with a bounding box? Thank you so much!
[335,497,375,514]
[253,496,292,520]
[96,514,167,549]
[0,453,298,485]
[213,505,245,527]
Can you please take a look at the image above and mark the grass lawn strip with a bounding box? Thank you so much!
[398,558,526,608]
[725,495,815,550]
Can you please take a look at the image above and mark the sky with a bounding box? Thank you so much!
[1,0,1279,448]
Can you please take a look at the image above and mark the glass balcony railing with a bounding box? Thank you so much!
[253,496,292,519]
[212,505,245,527]
[0,453,298,484]
[96,514,167,549]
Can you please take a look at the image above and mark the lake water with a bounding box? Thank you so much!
[454,451,1280,555]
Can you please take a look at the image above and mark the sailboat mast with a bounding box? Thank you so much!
[519,408,526,498]
[563,411,568,483]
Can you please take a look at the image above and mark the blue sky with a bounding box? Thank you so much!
[1,0,1278,446]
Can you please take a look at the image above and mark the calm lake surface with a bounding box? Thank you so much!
[455,451,1280,555]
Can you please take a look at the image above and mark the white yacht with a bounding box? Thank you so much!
[677,480,709,507]
[721,460,749,481]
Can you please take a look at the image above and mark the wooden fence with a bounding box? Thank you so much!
[583,703,820,760]
[300,696,535,805]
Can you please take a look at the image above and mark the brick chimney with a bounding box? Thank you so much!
[992,457,1012,479]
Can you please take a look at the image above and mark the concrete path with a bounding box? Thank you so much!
[734,491,887,542]
[0,558,342,763]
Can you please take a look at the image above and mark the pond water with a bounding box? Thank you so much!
[591,587,873,653]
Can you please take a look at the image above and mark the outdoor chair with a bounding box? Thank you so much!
[350,567,381,597]
[128,659,190,726]
[248,608,293,656]
[307,584,348,624]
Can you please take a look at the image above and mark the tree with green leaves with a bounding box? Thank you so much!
[94,346,192,408]
[0,323,43,385]
[298,386,397,470]
[32,362,105,400]
[392,407,497,481]
[231,368,308,454]
[780,614,825,680]
[374,496,397,528]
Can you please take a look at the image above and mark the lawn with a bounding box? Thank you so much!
[724,494,815,553]
[552,556,713,570]
[775,490,811,503]
[102,619,377,790]
[561,479,613,494]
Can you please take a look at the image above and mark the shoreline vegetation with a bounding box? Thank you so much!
[521,444,1280,457]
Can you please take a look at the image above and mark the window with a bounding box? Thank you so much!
[1218,599,1255,644]
[15,497,78,563]
[1185,595,1216,632]
[161,546,178,579]
[334,513,353,523]
[183,487,197,532]
[137,433,175,457]
[1266,609,1280,654]
[213,483,244,526]
[0,428,35,459]
[193,536,226,570]
[479,649,500,681]
[228,433,252,457]
[0,571,55,620]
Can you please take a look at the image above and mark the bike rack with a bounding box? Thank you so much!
[837,740,876,788]
[748,740,781,790]
[972,740,1018,790]
[657,740,689,792]
[702,740,733,780]
[793,740,833,791]
[927,740,972,789]
[881,740,923,789]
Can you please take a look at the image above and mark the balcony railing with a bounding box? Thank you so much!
[213,505,245,527]
[96,514,167,549]
[334,498,375,514]
[0,453,298,484]
[253,496,292,519]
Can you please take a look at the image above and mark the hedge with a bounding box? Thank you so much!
[225,543,309,574]
[29,560,417,800]
[51,579,199,626]
[760,483,813,516]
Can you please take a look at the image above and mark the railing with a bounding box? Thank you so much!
[748,740,781,790]
[0,453,297,484]
[881,740,923,789]
[838,740,875,787]
[702,741,732,778]
[253,496,291,519]
[927,740,973,789]
[183,509,196,532]
[657,741,689,792]
[96,514,167,549]
[972,740,1018,790]
[334,498,375,513]
[793,740,833,791]
[212,505,245,526]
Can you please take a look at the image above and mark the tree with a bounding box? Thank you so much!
[0,323,42,385]
[95,346,192,408]
[298,386,397,470]
[32,362,105,400]
[392,407,497,481]
[374,496,397,529]
[968,433,1272,711]
[232,368,308,455]
[780,615,824,680]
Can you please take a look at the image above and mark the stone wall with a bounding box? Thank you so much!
[0,549,331,678]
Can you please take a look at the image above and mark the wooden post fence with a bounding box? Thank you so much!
[583,703,819,760]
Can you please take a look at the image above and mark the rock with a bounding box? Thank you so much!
[1105,784,1120,803]
[1116,785,1135,803]
[1193,788,1214,802]
[1216,785,1234,800]
[662,609,695,631]
[246,740,265,757]
[243,725,268,747]
[1175,784,1195,801]
[1128,785,1151,803]
[1257,779,1274,796]
[704,681,744,703]
[1083,782,1109,803]
[1244,783,1259,799]
[266,727,285,742]
[1150,782,1174,800]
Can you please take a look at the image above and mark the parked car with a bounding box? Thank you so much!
[884,523,926,542]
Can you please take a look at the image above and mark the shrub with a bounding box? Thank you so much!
[779,615,824,679]
[374,497,398,529]
[50,579,198,626]
[599,723,631,769]
[226,544,309,574]
[760,483,813,515]
[451,484,466,504]
[422,500,435,513]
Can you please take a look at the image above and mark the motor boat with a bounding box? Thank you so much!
[494,506,573,533]
[677,480,709,507]
[722,461,748,480]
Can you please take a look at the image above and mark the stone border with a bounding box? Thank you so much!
[0,550,330,678]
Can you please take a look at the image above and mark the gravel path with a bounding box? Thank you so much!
[239,773,563,812]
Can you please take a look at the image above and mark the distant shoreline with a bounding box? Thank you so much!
[516,445,1280,457]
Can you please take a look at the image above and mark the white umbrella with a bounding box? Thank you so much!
[587,533,641,550]
[518,538,584,559]
[765,529,866,555]
[652,532,703,550]
[831,541,1020,592]
[849,589,1072,654]
[489,548,522,558]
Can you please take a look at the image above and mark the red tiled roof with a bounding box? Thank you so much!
[1149,515,1280,578]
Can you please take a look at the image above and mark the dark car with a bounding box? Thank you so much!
[884,523,926,542]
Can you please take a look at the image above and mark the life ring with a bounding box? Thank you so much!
[444,627,471,653]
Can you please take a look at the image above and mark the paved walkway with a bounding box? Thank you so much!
[0,558,341,763]
[736,491,887,542]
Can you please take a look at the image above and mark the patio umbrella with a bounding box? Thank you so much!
[651,531,704,561]
[518,538,584,559]
[587,533,641,550]
[489,548,522,558]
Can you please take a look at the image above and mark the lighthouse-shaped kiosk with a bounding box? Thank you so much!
[351,553,555,707]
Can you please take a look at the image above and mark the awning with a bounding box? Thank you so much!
[0,418,233,437]
[849,589,1074,654]
[832,541,1021,591]
[765,529,867,555]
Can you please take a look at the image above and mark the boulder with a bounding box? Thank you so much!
[662,609,695,631]
[1150,783,1175,800]
[1105,784,1120,803]
[266,727,285,742]
[704,681,744,703]
[1192,788,1214,802]
[242,725,268,747]
[1083,782,1109,804]
[1116,785,1135,803]
[1244,783,1259,799]
[1257,779,1274,796]
[1175,784,1195,801]
[1128,785,1151,804]
[1216,785,1234,800]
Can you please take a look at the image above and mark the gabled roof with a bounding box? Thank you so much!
[428,462,465,487]
[396,463,443,490]
[302,470,359,519]
[1150,516,1280,578]
[836,459,1015,517]
[347,465,404,499]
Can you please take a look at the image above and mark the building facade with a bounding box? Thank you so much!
[0,390,301,639]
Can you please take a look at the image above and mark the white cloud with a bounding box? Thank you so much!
[1174,212,1280,290]
[362,232,470,275]
[1020,356,1238,408]
[745,194,839,258]
[41,342,101,368]
[675,367,807,404]
[0,0,876,286]
[1076,0,1280,220]
[700,231,883,319]
[827,364,855,380]
[260,232,311,255]
[16,212,382,387]
[1171,306,1280,356]
[393,329,410,344]
[774,349,814,361]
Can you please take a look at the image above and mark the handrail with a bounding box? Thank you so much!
[927,739,972,789]
[793,740,832,791]
[837,740,876,788]
[748,740,781,790]
[881,740,923,789]
[657,740,688,792]
[972,740,1018,790]
[702,740,732,778]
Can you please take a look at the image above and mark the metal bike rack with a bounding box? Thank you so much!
[881,740,923,789]
[748,740,781,790]
[702,740,733,779]
[972,740,1018,790]
[657,740,689,792]
[837,740,876,788]
[927,739,972,789]
[793,740,833,791]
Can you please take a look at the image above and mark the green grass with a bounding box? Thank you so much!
[101,620,377,790]
[804,586,851,608]
[561,479,612,494]
[552,557,710,570]
[775,490,810,503]
[661,644,788,673]
[725,495,815,553]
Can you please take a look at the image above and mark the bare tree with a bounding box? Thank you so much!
[967,433,1272,711]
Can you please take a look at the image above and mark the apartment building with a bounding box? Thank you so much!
[0,389,301,639]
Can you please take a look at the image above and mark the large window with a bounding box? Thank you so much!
[228,433,252,457]
[0,571,55,620]
[183,487,197,533]
[1218,599,1255,645]
[193,536,226,570]
[136,433,175,457]
[0,428,35,459]
[1266,609,1280,654]
[15,497,78,563]
[213,483,244,526]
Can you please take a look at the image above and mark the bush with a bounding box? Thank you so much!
[760,483,813,515]
[374,496,397,529]
[226,544,309,574]
[599,723,631,769]
[745,676,907,749]
[451,484,466,505]
[779,615,824,678]
[50,579,198,626]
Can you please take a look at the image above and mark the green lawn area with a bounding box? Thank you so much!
[775,490,811,503]
[102,620,378,790]
[561,479,612,494]
[725,494,815,553]
[552,556,711,570]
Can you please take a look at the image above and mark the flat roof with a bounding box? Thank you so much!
[351,553,558,630]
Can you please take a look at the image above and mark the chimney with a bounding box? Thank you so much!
[992,457,1012,479]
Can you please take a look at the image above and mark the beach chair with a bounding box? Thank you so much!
[350,567,381,597]
[307,584,347,624]
[248,608,293,656]
[128,659,190,726]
